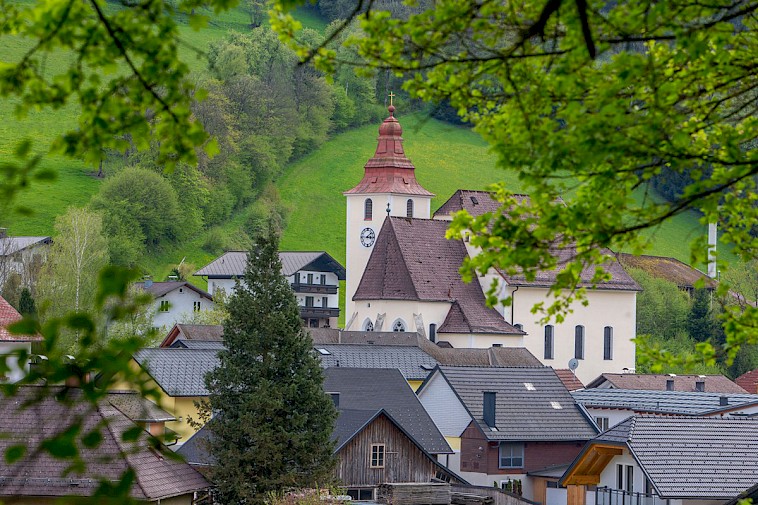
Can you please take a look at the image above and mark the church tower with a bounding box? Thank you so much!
[344,103,434,326]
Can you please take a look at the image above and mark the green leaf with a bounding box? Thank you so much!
[5,444,26,464]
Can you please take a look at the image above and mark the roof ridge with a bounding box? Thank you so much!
[98,403,150,500]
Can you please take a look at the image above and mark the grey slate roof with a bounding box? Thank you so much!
[177,424,213,466]
[106,391,175,422]
[354,217,523,335]
[171,340,226,350]
[324,368,452,454]
[195,251,346,279]
[429,366,598,441]
[586,373,747,393]
[0,387,208,499]
[316,343,438,381]
[434,190,530,219]
[134,348,219,397]
[134,281,212,300]
[0,235,51,256]
[572,388,758,415]
[596,415,758,499]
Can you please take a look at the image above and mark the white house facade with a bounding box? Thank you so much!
[134,281,214,331]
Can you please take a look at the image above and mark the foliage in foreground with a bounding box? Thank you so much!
[200,224,336,504]
[273,0,758,367]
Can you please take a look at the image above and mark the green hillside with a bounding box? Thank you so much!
[277,112,721,268]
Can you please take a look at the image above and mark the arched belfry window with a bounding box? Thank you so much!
[406,199,414,218]
[363,319,374,332]
[364,199,373,220]
[392,319,406,332]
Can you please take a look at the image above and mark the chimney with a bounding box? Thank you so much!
[695,380,705,392]
[719,396,729,406]
[0,228,6,239]
[708,222,718,278]
[666,379,674,391]
[483,392,496,428]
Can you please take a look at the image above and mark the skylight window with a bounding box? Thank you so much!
[550,401,563,409]
[524,383,536,391]
[316,348,331,355]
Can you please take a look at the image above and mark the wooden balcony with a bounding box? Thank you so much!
[291,283,338,295]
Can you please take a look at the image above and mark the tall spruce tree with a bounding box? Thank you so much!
[203,224,336,504]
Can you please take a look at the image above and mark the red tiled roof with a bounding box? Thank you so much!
[344,106,434,197]
[0,295,40,342]
[554,369,585,391]
[586,373,748,393]
[434,189,530,218]
[736,369,758,394]
[497,246,642,291]
[354,217,522,335]
[617,253,717,290]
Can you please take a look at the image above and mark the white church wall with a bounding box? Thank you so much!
[348,298,450,335]
[506,287,636,384]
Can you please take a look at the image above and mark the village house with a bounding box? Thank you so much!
[0,294,42,383]
[0,228,50,288]
[572,388,758,431]
[616,252,718,295]
[416,365,598,503]
[735,368,758,394]
[178,367,462,501]
[342,107,641,384]
[134,280,214,330]
[561,416,758,505]
[160,323,224,348]
[195,250,345,328]
[0,386,209,503]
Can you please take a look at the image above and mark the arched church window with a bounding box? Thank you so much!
[406,199,414,218]
[364,199,373,220]
[392,319,406,332]
[363,319,374,332]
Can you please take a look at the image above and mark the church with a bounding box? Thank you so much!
[342,104,641,384]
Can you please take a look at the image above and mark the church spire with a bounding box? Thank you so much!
[344,103,434,196]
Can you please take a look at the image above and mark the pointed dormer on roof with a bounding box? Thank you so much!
[344,105,434,196]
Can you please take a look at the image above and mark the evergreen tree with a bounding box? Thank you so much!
[203,224,336,504]
[687,289,714,343]
[17,287,36,316]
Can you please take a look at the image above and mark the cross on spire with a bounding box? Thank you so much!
[388,91,395,106]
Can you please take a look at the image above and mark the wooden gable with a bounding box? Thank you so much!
[562,443,624,486]
[335,412,456,488]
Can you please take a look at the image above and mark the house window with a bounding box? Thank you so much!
[498,443,524,468]
[604,326,613,360]
[574,325,585,360]
[320,274,326,285]
[193,301,201,312]
[364,199,373,220]
[595,417,609,431]
[544,326,554,359]
[406,199,414,218]
[347,489,374,501]
[322,297,328,308]
[307,273,314,284]
[617,464,634,493]
[305,296,314,307]
[363,319,374,332]
[159,300,170,312]
[429,323,437,343]
[370,444,385,468]
[392,319,406,332]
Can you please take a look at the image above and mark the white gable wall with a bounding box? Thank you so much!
[348,299,450,335]
[0,342,32,383]
[152,288,214,331]
[417,371,472,438]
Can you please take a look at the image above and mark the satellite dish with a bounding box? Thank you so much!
[568,358,579,371]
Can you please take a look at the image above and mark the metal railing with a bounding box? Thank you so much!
[596,487,668,505]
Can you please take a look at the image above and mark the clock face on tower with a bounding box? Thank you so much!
[360,227,375,247]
